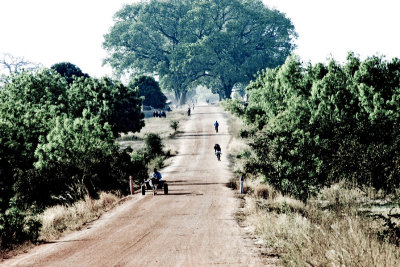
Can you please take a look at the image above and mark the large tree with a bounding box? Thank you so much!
[129,75,167,109]
[103,0,296,104]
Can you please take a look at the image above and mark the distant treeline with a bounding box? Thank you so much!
[225,53,400,200]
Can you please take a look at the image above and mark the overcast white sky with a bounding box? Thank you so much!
[0,0,399,78]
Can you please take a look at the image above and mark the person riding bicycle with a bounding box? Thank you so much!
[214,121,219,133]
[214,144,222,161]
[150,168,163,194]
[214,143,221,153]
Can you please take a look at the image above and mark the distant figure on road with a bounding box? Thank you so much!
[214,121,219,133]
[187,107,191,116]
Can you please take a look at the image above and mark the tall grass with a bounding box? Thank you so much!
[244,181,400,266]
[39,192,121,241]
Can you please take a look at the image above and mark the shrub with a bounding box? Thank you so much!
[170,120,179,132]
[0,198,41,249]
[130,150,148,183]
[145,133,164,157]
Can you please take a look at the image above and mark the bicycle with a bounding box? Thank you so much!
[216,150,221,161]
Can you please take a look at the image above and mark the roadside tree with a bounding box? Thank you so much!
[129,75,167,109]
[225,53,400,200]
[67,76,145,137]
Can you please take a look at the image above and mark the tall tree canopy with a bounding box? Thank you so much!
[67,76,145,137]
[103,0,296,104]
[51,62,89,84]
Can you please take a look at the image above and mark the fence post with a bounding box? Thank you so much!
[130,176,134,195]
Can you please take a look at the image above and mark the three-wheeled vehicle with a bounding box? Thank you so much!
[141,178,168,195]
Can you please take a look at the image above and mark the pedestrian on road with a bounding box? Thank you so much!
[214,121,219,133]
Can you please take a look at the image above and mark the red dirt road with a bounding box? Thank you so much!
[2,105,266,266]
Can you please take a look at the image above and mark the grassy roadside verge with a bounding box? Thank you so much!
[1,107,189,260]
[225,112,400,266]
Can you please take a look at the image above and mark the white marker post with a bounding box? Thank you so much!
[240,175,244,194]
[130,176,134,195]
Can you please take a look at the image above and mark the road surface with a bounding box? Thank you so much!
[3,105,267,266]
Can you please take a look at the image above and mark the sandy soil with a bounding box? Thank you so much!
[2,105,269,267]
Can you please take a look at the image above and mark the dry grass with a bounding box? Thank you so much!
[242,180,400,266]
[39,192,121,241]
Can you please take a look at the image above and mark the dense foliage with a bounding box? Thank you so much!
[67,76,145,137]
[51,62,89,84]
[128,75,167,109]
[0,69,144,248]
[103,0,296,103]
[225,53,400,200]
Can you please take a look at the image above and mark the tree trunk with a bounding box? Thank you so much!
[174,90,180,104]
[179,90,187,105]
[223,83,232,100]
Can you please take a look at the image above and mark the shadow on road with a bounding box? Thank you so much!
[179,133,230,137]
[39,239,91,244]
[169,182,225,186]
[163,192,203,196]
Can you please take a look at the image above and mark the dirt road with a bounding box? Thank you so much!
[3,105,266,266]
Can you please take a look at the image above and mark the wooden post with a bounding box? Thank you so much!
[130,176,134,195]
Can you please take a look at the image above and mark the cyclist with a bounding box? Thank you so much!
[214,144,222,161]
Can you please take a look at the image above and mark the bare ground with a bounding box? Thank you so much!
[2,105,273,267]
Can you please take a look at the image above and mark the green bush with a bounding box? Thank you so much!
[145,133,164,157]
[170,120,179,132]
[130,150,149,183]
[0,198,41,249]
